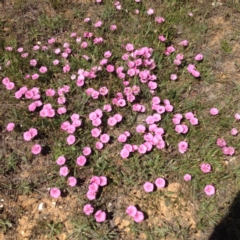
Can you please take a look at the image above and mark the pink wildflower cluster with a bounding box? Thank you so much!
[143,177,166,192]
[83,203,106,222]
[187,64,200,78]
[216,138,235,156]
[61,113,82,136]
[85,86,108,99]
[126,205,144,222]
[89,109,103,127]
[114,1,122,10]
[17,87,41,101]
[56,155,77,186]
[86,176,107,200]
[23,128,38,141]
[151,97,173,114]
[118,131,130,143]
[107,114,122,126]
[2,77,15,90]
[40,103,55,118]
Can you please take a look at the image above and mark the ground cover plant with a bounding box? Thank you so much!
[1,0,240,239]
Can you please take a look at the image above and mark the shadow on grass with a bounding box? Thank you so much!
[209,192,240,240]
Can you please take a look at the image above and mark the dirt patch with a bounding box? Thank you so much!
[114,183,200,239]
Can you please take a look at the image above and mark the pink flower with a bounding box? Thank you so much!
[216,138,226,148]
[104,51,112,58]
[6,82,15,90]
[204,185,215,196]
[94,21,103,28]
[165,104,173,112]
[106,64,114,73]
[108,117,117,126]
[99,176,107,186]
[92,118,102,127]
[175,125,184,134]
[63,64,71,73]
[76,156,87,166]
[6,123,15,131]
[46,88,55,97]
[32,73,39,80]
[118,134,127,143]
[234,113,240,120]
[31,144,41,154]
[83,204,94,215]
[100,134,110,143]
[90,176,101,185]
[155,178,166,188]
[68,177,77,187]
[146,116,154,125]
[94,210,106,222]
[126,43,134,52]
[53,59,59,65]
[99,87,108,96]
[183,174,192,182]
[147,8,154,15]
[138,144,147,154]
[190,117,198,125]
[200,163,211,173]
[126,205,137,217]
[110,24,117,31]
[91,128,101,138]
[87,190,96,200]
[172,117,181,125]
[81,42,88,48]
[170,74,177,81]
[84,17,90,22]
[222,146,235,156]
[66,135,76,145]
[58,107,67,115]
[231,128,238,136]
[114,114,122,122]
[17,47,23,52]
[192,70,200,78]
[210,108,219,116]
[180,40,188,46]
[96,141,103,150]
[120,148,130,158]
[155,16,165,23]
[103,104,112,112]
[56,156,66,165]
[133,211,144,222]
[143,182,154,192]
[50,188,61,199]
[59,166,69,176]
[158,35,166,42]
[29,128,37,138]
[174,59,181,65]
[185,112,194,120]
[83,147,91,156]
[89,183,99,193]
[178,141,188,154]
[136,124,146,133]
[195,54,203,61]
[30,59,37,66]
[39,66,48,74]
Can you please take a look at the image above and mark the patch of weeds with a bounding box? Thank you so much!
[0,216,13,233]
[67,214,118,240]
[31,219,64,239]
[220,40,232,53]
